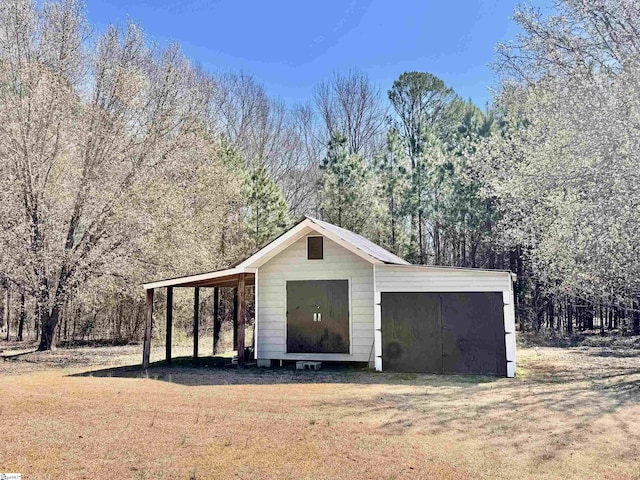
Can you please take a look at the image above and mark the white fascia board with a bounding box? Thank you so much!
[143,266,255,290]
[237,221,315,269]
[238,219,383,269]
[380,264,512,277]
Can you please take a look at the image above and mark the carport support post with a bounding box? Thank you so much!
[213,287,220,355]
[166,286,173,365]
[142,288,154,370]
[233,287,238,349]
[236,273,246,367]
[193,287,200,360]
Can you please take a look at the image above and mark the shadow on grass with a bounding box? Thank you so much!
[305,359,640,458]
[69,355,502,387]
[584,348,640,358]
[57,338,138,348]
[67,350,640,460]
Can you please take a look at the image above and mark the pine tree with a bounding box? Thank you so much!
[388,72,459,263]
[445,101,498,267]
[319,134,373,233]
[373,128,409,254]
[242,165,290,248]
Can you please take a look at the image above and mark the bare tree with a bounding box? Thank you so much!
[495,1,640,85]
[210,72,321,216]
[4,284,9,341]
[0,0,211,349]
[211,72,287,169]
[314,70,386,159]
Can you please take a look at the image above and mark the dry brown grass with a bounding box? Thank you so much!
[1,342,639,479]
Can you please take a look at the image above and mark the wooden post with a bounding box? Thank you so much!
[142,288,154,369]
[237,274,246,367]
[193,287,200,360]
[233,287,238,349]
[213,287,220,355]
[166,286,173,365]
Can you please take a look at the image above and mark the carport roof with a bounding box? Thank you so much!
[142,268,255,290]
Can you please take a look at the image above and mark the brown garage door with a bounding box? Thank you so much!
[381,292,506,375]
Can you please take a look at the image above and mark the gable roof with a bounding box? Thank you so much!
[143,217,408,289]
[235,216,409,269]
[305,217,409,265]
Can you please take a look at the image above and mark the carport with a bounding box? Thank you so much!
[141,268,255,369]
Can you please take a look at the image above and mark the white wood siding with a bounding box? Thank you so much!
[257,235,375,363]
[375,265,512,292]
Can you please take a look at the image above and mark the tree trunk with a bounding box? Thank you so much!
[390,194,396,252]
[233,287,238,349]
[461,232,467,266]
[434,223,440,265]
[0,287,4,337]
[63,308,69,341]
[567,299,573,333]
[5,286,10,341]
[116,302,123,340]
[34,299,40,342]
[38,304,60,351]
[17,290,25,342]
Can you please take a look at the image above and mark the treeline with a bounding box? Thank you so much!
[1,0,639,349]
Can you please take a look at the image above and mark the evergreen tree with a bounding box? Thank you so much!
[445,101,499,267]
[242,165,290,248]
[411,129,452,265]
[319,134,373,233]
[373,128,410,254]
[388,72,460,263]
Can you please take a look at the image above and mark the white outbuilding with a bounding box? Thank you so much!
[142,216,516,377]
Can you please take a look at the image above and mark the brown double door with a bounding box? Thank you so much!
[286,280,349,354]
[381,292,506,375]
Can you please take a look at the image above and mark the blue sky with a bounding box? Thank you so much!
[85,0,539,107]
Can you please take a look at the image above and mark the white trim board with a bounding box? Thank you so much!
[254,267,260,359]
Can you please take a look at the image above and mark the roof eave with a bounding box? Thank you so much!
[143,266,255,290]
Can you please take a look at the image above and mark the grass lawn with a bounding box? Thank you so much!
[1,342,639,479]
